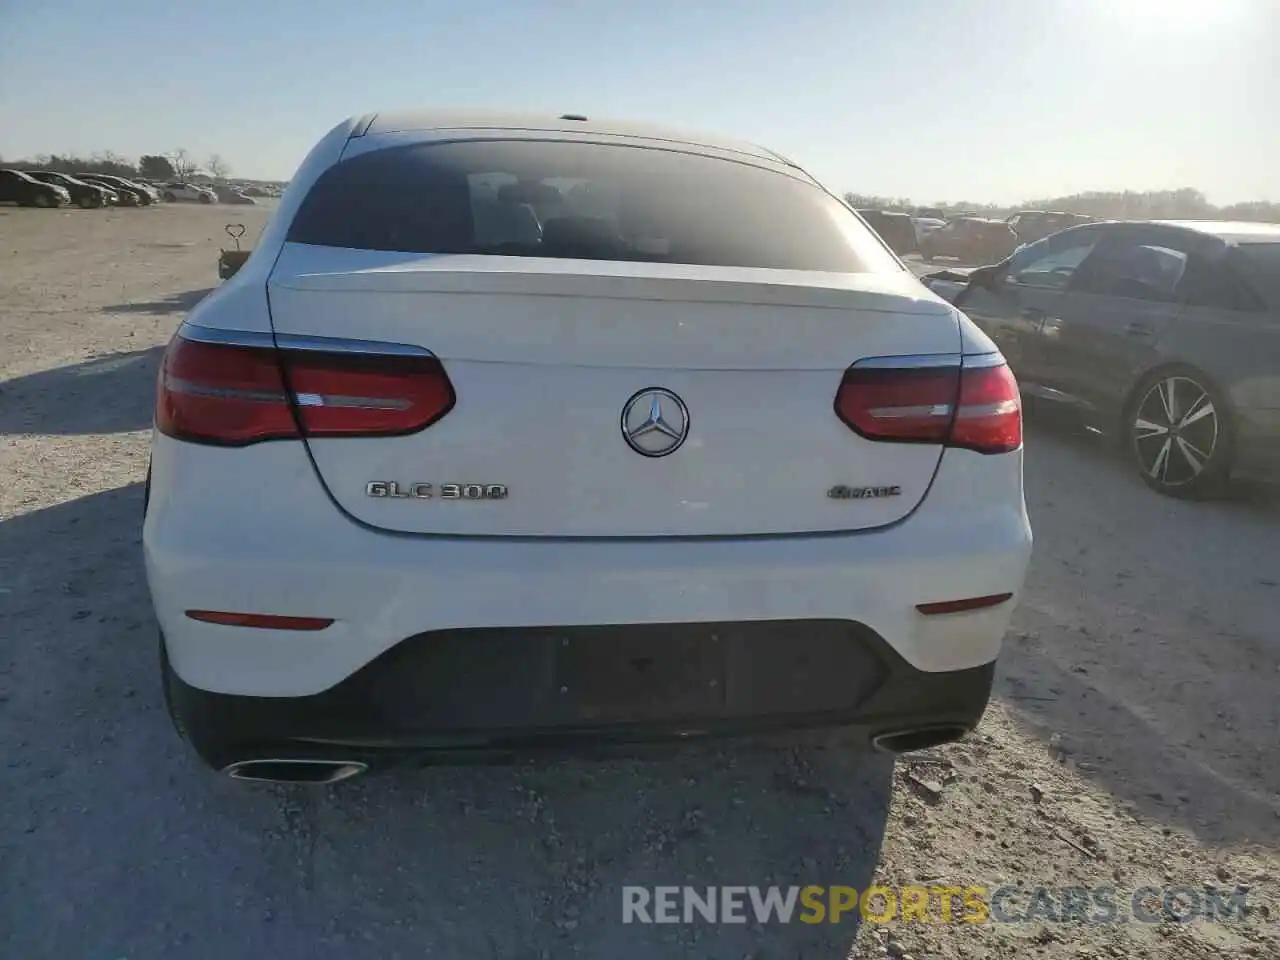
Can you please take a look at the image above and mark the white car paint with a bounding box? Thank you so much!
[161,182,216,203]
[913,217,946,244]
[144,112,1032,721]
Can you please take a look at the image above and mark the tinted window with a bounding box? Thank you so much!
[1006,233,1100,289]
[1175,256,1259,311]
[1079,242,1187,302]
[1235,243,1280,307]
[287,139,903,273]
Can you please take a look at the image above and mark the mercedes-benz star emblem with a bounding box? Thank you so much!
[621,388,690,458]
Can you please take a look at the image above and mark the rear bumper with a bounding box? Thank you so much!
[163,621,997,770]
[144,436,1032,698]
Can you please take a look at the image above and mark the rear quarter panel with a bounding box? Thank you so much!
[1165,306,1280,414]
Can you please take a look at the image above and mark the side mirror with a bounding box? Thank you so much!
[967,264,1006,290]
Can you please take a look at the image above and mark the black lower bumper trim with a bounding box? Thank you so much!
[162,619,996,770]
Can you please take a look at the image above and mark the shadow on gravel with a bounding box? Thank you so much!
[0,347,162,435]
[1,482,893,960]
[999,415,1280,848]
[102,288,211,315]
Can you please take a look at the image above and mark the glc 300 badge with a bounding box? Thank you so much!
[828,485,902,500]
[366,482,508,500]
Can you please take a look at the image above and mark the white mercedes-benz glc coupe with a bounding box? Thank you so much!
[144,111,1033,783]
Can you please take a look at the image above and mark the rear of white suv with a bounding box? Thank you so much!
[143,112,1032,783]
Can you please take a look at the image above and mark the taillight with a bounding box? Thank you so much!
[949,356,1022,454]
[156,334,455,446]
[834,354,1021,454]
[283,350,455,438]
[156,338,294,444]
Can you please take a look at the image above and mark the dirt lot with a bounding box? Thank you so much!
[1,203,1277,959]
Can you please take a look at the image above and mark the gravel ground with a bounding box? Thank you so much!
[1,204,1277,959]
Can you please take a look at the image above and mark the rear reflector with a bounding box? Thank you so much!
[835,354,1021,454]
[185,610,334,630]
[916,593,1013,616]
[156,335,455,446]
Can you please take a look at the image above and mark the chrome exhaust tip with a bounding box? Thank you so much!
[222,758,368,784]
[871,725,969,754]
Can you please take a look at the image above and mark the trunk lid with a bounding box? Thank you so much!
[267,244,961,537]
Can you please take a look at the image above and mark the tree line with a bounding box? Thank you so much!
[844,187,1279,224]
[2,149,232,182]
[0,147,1273,222]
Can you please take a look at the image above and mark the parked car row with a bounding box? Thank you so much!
[0,169,261,209]
[920,218,1280,498]
[852,204,1100,265]
[80,173,162,205]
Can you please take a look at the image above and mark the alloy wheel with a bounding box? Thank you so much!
[1131,375,1219,489]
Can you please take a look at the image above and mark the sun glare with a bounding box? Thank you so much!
[1100,0,1243,29]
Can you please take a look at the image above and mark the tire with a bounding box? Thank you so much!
[163,192,176,202]
[33,193,52,208]
[199,193,212,204]
[159,633,192,746]
[77,194,95,209]
[1125,366,1233,499]
[159,632,225,770]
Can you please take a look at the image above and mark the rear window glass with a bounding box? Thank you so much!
[1235,242,1280,306]
[286,139,903,273]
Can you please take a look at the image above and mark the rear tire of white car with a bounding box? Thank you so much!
[163,192,176,203]
[199,194,212,204]
[159,633,193,747]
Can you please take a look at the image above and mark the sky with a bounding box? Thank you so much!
[1,0,1276,205]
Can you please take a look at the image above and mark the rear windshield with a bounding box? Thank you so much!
[286,139,903,273]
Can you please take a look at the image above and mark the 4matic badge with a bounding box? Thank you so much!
[828,485,902,500]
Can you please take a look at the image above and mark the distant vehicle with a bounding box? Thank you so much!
[0,168,70,207]
[145,109,1032,782]
[912,217,946,244]
[77,174,158,206]
[26,171,116,208]
[940,220,1280,497]
[210,183,257,205]
[855,208,917,255]
[1006,211,1094,245]
[915,207,946,220]
[161,181,217,204]
[920,217,1019,264]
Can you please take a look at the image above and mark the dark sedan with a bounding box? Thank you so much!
[920,217,1020,265]
[0,168,69,207]
[26,171,116,208]
[934,220,1280,498]
[855,208,916,255]
[76,173,158,206]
